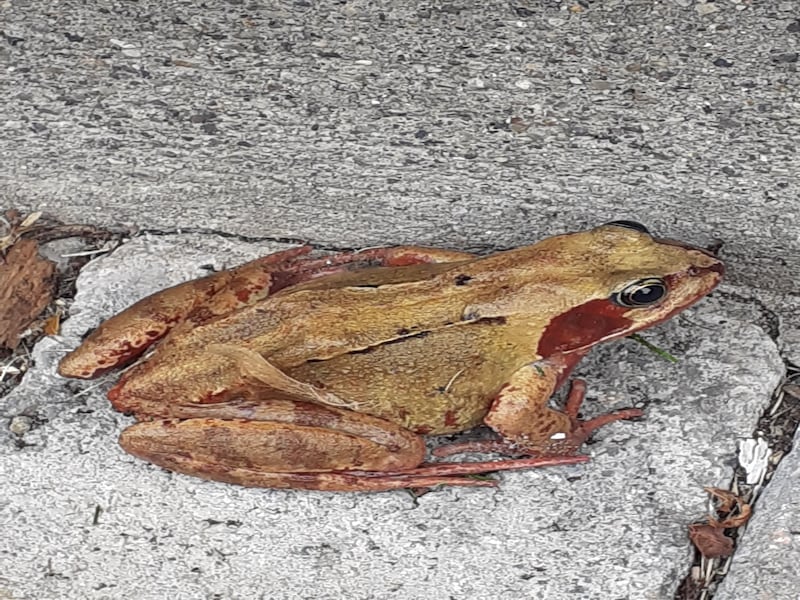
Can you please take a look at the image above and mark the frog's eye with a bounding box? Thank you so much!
[605,220,650,234]
[612,278,667,307]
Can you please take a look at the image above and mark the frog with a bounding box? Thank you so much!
[58,222,724,492]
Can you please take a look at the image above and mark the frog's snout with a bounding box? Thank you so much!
[655,238,725,276]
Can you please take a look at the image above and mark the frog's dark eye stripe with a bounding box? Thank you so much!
[605,220,650,234]
[612,278,667,307]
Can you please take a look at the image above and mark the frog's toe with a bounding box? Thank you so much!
[554,407,645,455]
[549,378,644,454]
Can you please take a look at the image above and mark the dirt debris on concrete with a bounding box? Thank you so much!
[0,209,119,397]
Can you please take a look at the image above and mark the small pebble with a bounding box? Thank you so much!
[589,80,613,90]
[695,3,720,16]
[771,52,798,63]
[509,117,529,133]
[9,415,32,436]
[110,38,136,49]
[721,165,740,177]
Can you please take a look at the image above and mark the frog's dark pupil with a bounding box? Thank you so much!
[631,286,663,304]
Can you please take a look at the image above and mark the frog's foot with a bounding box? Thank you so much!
[380,455,589,478]
[145,455,504,492]
[147,454,589,492]
[556,378,644,452]
[435,379,643,459]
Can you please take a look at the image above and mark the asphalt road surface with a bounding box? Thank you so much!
[2,2,799,599]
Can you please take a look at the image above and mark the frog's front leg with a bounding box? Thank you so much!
[120,397,507,492]
[435,355,643,459]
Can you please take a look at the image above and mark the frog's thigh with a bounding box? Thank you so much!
[119,399,426,485]
[484,363,572,446]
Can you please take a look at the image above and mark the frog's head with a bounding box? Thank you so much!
[534,221,724,356]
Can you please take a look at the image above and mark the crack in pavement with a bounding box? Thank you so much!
[675,295,797,600]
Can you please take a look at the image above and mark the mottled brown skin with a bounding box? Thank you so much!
[58,245,473,379]
[59,225,724,492]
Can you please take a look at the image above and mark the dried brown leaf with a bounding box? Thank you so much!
[704,486,738,513]
[43,312,61,336]
[689,523,734,559]
[704,486,752,528]
[0,238,56,349]
[709,503,752,529]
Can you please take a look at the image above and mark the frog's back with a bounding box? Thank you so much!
[185,254,520,367]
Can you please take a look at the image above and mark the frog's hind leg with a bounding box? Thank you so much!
[119,398,497,492]
[138,456,502,492]
[57,246,313,379]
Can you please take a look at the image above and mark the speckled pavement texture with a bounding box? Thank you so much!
[1,1,799,599]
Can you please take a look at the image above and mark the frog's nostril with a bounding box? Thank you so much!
[686,260,725,281]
